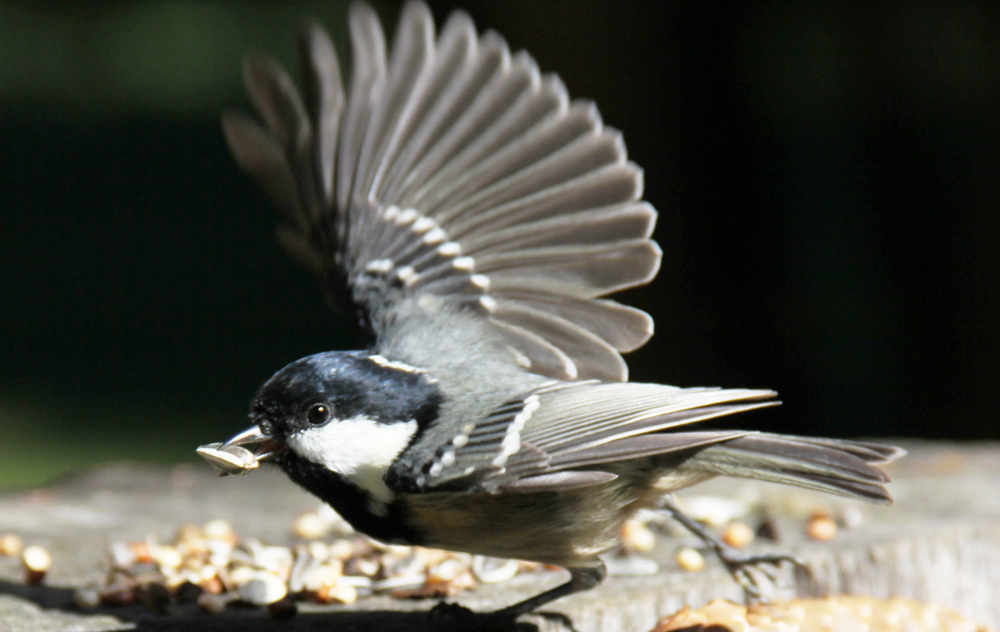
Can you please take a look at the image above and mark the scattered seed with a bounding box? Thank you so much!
[472,556,520,584]
[203,519,237,545]
[344,556,380,577]
[722,521,755,549]
[0,534,24,557]
[199,575,225,595]
[293,512,330,540]
[336,575,374,589]
[327,539,356,561]
[239,573,288,605]
[304,562,343,593]
[88,511,548,615]
[229,565,257,587]
[318,581,358,604]
[675,547,705,573]
[23,545,52,584]
[371,573,426,592]
[806,514,838,541]
[131,542,153,564]
[307,541,329,562]
[153,546,183,571]
[427,559,465,583]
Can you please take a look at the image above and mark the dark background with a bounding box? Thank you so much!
[2,1,998,487]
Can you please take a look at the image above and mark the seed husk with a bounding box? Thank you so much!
[722,521,755,549]
[0,534,24,557]
[675,547,705,573]
[23,545,52,585]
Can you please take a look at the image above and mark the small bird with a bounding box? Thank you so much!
[198,1,903,618]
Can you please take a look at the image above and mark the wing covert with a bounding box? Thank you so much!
[223,1,661,380]
[384,382,779,495]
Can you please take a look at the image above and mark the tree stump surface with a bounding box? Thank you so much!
[0,440,997,632]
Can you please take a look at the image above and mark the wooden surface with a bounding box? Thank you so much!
[0,441,997,632]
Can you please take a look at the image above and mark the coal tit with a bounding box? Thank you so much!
[198,1,904,617]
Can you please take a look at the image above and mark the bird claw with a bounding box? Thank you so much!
[718,549,809,603]
[657,496,812,604]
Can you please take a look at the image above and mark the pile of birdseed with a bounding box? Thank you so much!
[60,515,551,617]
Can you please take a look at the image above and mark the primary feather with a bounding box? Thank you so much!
[223,1,660,381]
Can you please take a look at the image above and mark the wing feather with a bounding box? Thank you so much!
[298,20,344,208]
[225,1,663,378]
[385,382,778,493]
[387,382,899,503]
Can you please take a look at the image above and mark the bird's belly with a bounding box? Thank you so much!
[399,480,640,567]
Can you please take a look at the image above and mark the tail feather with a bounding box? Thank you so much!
[690,433,903,504]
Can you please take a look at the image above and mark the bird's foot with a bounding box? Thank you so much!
[716,548,809,604]
[658,495,810,604]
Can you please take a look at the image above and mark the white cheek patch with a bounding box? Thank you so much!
[288,416,418,515]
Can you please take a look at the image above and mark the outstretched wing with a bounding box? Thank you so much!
[385,381,779,493]
[222,2,661,381]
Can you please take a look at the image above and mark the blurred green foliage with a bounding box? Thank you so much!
[0,1,354,115]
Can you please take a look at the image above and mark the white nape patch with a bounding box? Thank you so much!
[470,274,490,290]
[287,415,418,516]
[452,256,475,271]
[437,242,461,257]
[491,395,541,468]
[368,354,426,374]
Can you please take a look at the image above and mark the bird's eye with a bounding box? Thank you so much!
[307,403,332,425]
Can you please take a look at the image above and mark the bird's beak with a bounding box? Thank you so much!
[196,424,283,477]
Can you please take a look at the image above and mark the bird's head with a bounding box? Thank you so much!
[197,351,441,492]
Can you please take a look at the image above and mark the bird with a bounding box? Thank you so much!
[197,0,904,619]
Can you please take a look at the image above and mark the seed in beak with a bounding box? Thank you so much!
[196,443,260,476]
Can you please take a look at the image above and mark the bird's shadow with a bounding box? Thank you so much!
[0,580,568,632]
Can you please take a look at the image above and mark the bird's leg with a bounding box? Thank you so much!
[427,561,605,625]
[659,495,807,603]
[496,561,607,618]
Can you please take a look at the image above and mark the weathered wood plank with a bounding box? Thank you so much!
[0,441,996,632]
